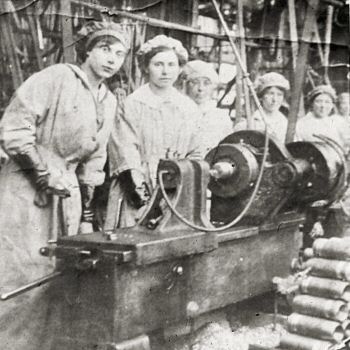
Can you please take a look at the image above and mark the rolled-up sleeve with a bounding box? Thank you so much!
[108,97,143,177]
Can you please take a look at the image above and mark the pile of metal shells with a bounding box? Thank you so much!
[280,237,350,350]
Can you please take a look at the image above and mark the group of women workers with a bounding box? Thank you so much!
[0,23,232,349]
[0,18,348,349]
[105,50,232,228]
[235,72,350,150]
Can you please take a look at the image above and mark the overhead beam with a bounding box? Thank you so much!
[70,0,232,41]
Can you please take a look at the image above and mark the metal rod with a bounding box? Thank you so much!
[0,3,23,89]
[322,0,344,6]
[210,0,267,125]
[288,0,298,70]
[60,0,75,63]
[68,0,254,47]
[237,0,251,125]
[190,0,199,48]
[324,5,334,83]
[285,0,320,143]
[70,0,229,40]
[26,5,44,70]
[1,271,62,301]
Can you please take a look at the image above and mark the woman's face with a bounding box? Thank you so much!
[187,77,215,105]
[147,50,180,89]
[261,87,284,113]
[85,39,127,80]
[312,93,334,118]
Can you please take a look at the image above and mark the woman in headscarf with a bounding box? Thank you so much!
[181,60,233,153]
[296,86,350,241]
[106,35,202,229]
[295,85,350,152]
[0,21,129,350]
[234,72,290,144]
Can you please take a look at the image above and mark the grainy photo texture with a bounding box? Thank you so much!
[0,1,349,349]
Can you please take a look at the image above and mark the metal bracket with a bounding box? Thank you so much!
[106,334,151,350]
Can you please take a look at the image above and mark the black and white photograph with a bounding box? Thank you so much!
[0,0,349,349]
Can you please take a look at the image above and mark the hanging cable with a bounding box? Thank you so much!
[158,140,268,232]
[155,0,272,232]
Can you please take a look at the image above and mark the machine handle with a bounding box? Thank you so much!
[0,271,62,301]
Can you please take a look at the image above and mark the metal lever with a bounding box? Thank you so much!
[0,271,62,301]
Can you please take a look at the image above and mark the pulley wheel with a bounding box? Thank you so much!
[205,143,259,198]
[221,130,291,163]
[286,141,346,202]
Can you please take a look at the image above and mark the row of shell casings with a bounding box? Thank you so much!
[280,237,350,349]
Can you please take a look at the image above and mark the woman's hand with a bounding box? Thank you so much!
[119,170,150,209]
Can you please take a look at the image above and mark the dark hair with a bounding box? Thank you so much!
[138,46,187,74]
[75,35,121,63]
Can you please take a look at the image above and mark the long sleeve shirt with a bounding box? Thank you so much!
[108,83,203,187]
[233,109,288,144]
[295,112,350,152]
[197,100,233,153]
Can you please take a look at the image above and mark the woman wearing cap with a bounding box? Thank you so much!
[296,86,350,241]
[181,60,233,153]
[295,85,350,151]
[234,72,290,144]
[106,35,202,228]
[0,21,128,349]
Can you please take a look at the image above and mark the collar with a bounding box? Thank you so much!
[253,109,284,121]
[65,64,109,102]
[198,100,217,114]
[132,84,182,108]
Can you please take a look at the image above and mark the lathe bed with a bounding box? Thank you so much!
[49,212,303,349]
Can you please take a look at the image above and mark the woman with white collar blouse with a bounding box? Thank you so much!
[295,85,350,152]
[106,35,203,228]
[234,72,290,144]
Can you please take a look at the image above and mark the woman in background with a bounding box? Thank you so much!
[181,59,233,154]
[234,72,290,144]
[296,86,350,242]
[106,35,203,229]
[295,85,350,152]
